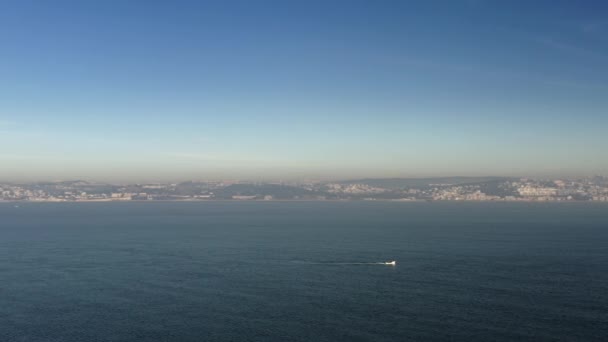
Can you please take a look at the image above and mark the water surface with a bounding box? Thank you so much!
[1,202,607,341]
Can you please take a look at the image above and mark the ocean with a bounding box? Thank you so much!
[1,202,607,341]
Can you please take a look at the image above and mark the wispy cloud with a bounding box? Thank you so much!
[581,21,606,34]
[540,79,608,91]
[534,36,606,59]
[0,154,74,161]
[396,56,476,73]
[0,120,18,127]
[388,54,608,91]
[169,152,224,160]
[0,128,45,138]
[167,152,277,164]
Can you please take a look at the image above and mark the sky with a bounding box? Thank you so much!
[1,0,607,182]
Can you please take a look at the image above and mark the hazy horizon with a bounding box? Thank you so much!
[2,166,607,184]
[2,1,607,182]
[1,173,605,185]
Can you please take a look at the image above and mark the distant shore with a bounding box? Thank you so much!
[2,198,607,204]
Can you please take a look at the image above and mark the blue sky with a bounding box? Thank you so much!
[1,0,607,182]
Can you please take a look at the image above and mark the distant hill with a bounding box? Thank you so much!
[337,177,514,190]
[27,181,119,195]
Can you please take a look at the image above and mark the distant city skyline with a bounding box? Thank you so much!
[3,176,608,202]
[1,1,607,182]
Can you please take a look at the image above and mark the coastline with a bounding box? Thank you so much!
[2,198,607,204]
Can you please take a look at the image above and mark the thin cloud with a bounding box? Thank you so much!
[535,36,606,59]
[541,79,608,91]
[397,56,476,73]
[0,154,74,161]
[0,120,18,127]
[167,152,279,165]
[581,21,606,34]
[0,129,45,138]
[390,54,608,91]
[169,152,223,160]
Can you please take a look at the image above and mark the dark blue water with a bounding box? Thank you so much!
[1,202,607,341]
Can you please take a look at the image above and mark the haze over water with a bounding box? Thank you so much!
[2,201,607,341]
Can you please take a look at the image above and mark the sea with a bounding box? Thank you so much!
[1,201,607,341]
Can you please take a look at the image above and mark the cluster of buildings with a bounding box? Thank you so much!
[1,177,608,202]
[325,183,386,195]
[430,188,504,201]
[513,179,608,201]
[324,177,608,202]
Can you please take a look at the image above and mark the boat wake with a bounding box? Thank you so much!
[291,260,396,266]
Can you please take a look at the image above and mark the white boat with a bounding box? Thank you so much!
[384,261,396,266]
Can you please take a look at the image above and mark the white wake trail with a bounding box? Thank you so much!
[291,261,396,266]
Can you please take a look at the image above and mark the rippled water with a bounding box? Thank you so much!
[1,202,607,341]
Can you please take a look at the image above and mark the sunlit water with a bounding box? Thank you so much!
[1,202,607,341]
